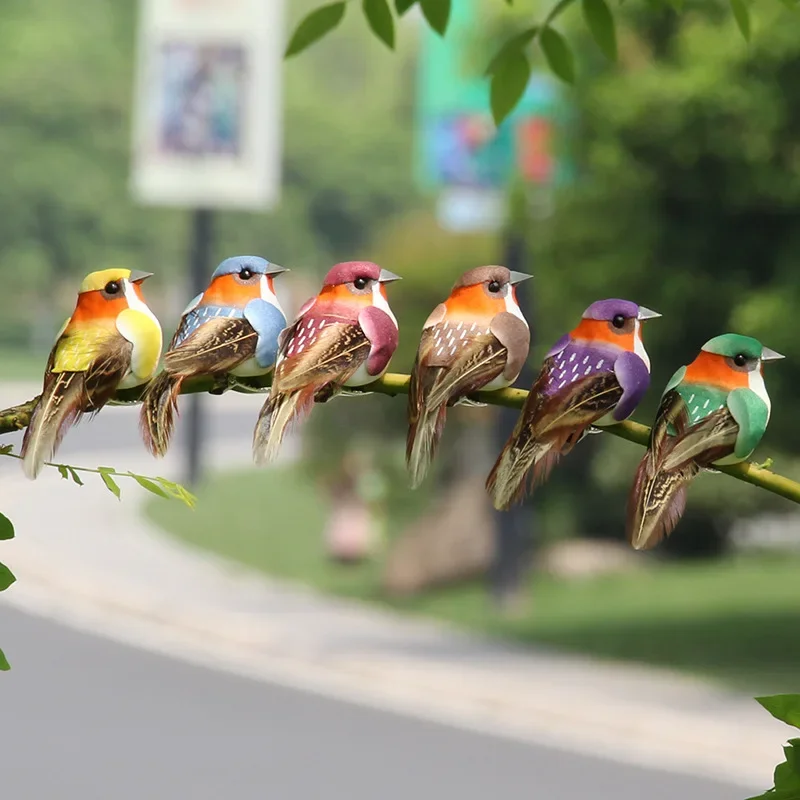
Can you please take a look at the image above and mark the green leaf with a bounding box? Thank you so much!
[758,695,800,729]
[394,0,416,14]
[485,27,538,75]
[98,468,121,500]
[57,464,69,480]
[730,0,751,40]
[540,26,576,84]
[0,562,16,592]
[582,0,617,60]
[363,0,395,49]
[67,467,84,486]
[128,473,171,500]
[0,444,14,456]
[0,513,14,541]
[490,50,531,126]
[0,647,9,671]
[285,2,347,58]
[420,0,451,35]
[156,478,198,509]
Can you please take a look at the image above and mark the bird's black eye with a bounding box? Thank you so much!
[104,281,121,295]
[734,353,748,367]
[612,314,626,329]
[354,277,368,290]
[239,267,253,281]
[488,280,501,293]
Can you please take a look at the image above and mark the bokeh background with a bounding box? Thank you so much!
[2,0,800,697]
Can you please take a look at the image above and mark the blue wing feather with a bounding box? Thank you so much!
[244,299,287,368]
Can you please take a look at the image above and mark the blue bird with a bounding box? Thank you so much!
[140,255,288,457]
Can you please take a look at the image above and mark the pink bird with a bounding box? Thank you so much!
[252,261,401,464]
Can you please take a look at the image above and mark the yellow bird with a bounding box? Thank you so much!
[21,268,162,478]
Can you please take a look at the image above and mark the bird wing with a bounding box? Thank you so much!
[659,402,739,472]
[528,359,624,438]
[274,319,371,394]
[51,324,120,373]
[163,315,258,376]
[116,308,162,384]
[417,326,507,410]
[490,311,530,382]
[726,387,770,461]
[243,298,287,369]
[612,350,651,422]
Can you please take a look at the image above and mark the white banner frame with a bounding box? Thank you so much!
[130,0,283,210]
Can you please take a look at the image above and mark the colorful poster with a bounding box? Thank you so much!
[414,0,573,197]
[130,0,283,209]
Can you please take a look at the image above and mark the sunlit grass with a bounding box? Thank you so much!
[147,466,800,693]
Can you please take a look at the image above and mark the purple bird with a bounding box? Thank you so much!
[486,298,661,510]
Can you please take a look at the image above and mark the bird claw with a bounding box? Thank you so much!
[457,396,487,408]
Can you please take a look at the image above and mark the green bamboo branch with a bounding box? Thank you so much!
[1,371,798,505]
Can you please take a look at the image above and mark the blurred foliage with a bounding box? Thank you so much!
[0,0,418,350]
[288,0,798,124]
[526,0,800,550]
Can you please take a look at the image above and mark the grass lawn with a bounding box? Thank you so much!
[147,466,800,694]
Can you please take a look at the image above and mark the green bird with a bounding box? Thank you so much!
[626,333,783,550]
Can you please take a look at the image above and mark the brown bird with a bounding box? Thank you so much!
[406,266,532,489]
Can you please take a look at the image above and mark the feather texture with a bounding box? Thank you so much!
[21,339,131,478]
[138,317,260,457]
[406,329,506,488]
[252,320,372,465]
[626,389,738,550]
[487,360,623,510]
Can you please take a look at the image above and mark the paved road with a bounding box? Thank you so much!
[1,607,749,800]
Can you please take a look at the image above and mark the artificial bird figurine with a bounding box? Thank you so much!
[626,334,783,550]
[252,261,401,465]
[139,255,288,457]
[406,265,532,488]
[486,298,661,510]
[21,268,162,478]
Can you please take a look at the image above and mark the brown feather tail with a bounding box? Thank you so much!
[406,403,448,490]
[139,372,184,458]
[252,386,317,466]
[486,426,556,511]
[626,454,699,550]
[21,373,85,479]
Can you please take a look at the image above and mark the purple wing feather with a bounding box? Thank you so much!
[545,334,571,359]
[612,350,651,421]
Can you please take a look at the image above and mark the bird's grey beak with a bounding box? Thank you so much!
[379,269,402,283]
[637,306,662,320]
[267,264,290,276]
[129,270,154,283]
[762,346,785,362]
[509,271,533,285]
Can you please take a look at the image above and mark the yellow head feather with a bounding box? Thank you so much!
[79,268,133,294]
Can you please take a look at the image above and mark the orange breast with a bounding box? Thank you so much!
[317,284,373,308]
[444,285,504,323]
[570,318,635,350]
[683,350,749,390]
[70,290,126,327]
[203,274,261,307]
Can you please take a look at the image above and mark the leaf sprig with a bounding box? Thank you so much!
[0,445,196,508]
[285,0,770,125]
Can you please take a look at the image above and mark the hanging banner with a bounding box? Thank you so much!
[414,0,574,230]
[130,0,283,209]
